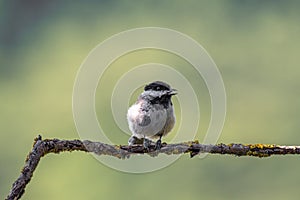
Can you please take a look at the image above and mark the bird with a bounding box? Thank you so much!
[127,81,177,150]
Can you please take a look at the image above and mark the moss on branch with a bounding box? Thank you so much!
[6,135,300,200]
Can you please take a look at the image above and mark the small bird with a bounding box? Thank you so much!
[127,81,177,150]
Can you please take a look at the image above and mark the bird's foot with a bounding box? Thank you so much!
[143,138,152,151]
[155,139,162,150]
[128,136,143,146]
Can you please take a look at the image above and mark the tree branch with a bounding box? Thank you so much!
[6,135,300,200]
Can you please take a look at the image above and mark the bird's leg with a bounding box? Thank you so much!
[155,135,162,150]
[143,136,151,151]
[128,136,143,145]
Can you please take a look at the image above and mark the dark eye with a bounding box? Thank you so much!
[156,86,160,90]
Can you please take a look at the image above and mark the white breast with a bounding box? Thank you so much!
[127,102,167,139]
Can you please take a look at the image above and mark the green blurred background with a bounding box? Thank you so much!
[1,0,300,199]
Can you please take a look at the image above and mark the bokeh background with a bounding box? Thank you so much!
[1,0,300,199]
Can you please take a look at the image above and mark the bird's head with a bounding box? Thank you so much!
[144,81,177,95]
[140,81,177,106]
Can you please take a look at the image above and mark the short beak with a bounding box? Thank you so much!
[168,88,177,96]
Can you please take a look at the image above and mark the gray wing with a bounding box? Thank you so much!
[138,115,151,126]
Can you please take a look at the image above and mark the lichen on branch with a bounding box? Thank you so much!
[6,135,300,200]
